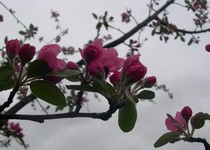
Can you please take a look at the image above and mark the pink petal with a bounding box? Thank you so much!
[165,117,178,132]
[92,39,103,48]
[54,59,66,71]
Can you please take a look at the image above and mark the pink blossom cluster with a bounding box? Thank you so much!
[4,121,24,138]
[121,12,130,23]
[165,106,192,133]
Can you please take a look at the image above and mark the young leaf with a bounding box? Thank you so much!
[118,102,137,132]
[0,79,14,92]
[191,112,210,129]
[27,59,52,78]
[154,132,179,148]
[92,13,98,19]
[137,90,155,100]
[30,80,66,106]
[0,65,14,83]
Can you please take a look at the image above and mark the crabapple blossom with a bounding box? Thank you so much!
[123,54,147,83]
[165,107,192,133]
[205,44,210,52]
[87,60,104,78]
[80,39,103,65]
[6,39,20,59]
[109,71,122,87]
[66,61,79,70]
[144,76,157,88]
[18,44,36,64]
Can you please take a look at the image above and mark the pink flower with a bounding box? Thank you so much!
[87,60,104,78]
[18,44,36,64]
[121,12,130,23]
[205,44,210,52]
[99,48,124,73]
[66,61,79,70]
[80,39,103,64]
[6,39,20,59]
[37,44,66,83]
[181,106,192,122]
[109,71,122,87]
[38,44,66,71]
[165,109,188,133]
[144,76,157,88]
[123,54,147,83]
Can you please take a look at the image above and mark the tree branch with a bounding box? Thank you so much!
[0,85,19,113]
[190,137,210,150]
[0,103,123,123]
[103,0,175,48]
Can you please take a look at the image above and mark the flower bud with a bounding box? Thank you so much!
[144,76,157,88]
[205,44,210,52]
[6,39,20,59]
[109,71,122,87]
[66,61,79,70]
[18,44,36,64]
[88,60,104,78]
[181,106,192,122]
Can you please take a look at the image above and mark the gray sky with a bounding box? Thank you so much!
[0,0,210,150]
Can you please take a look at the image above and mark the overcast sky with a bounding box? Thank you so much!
[0,0,210,150]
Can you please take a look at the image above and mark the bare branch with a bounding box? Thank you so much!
[104,0,175,48]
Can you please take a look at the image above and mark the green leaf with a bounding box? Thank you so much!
[19,31,26,35]
[154,132,179,148]
[137,90,155,100]
[96,22,102,30]
[0,79,15,92]
[47,69,81,78]
[92,13,98,19]
[27,59,52,78]
[191,112,210,129]
[118,102,137,132]
[66,85,99,93]
[0,65,14,83]
[30,80,66,106]
[92,78,115,96]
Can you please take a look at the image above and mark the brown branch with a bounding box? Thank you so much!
[190,137,210,150]
[176,28,210,34]
[0,103,123,123]
[0,85,19,113]
[103,0,175,48]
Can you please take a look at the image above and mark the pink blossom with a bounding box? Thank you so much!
[6,39,20,59]
[18,44,36,64]
[80,39,103,64]
[109,71,122,87]
[99,48,124,73]
[181,106,192,121]
[38,44,65,71]
[121,12,130,23]
[205,44,210,52]
[165,110,187,133]
[144,76,157,88]
[123,54,147,83]
[66,61,79,70]
[37,44,66,83]
[87,60,104,78]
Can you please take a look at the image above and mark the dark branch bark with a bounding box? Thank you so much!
[190,137,210,150]
[176,28,210,34]
[6,94,36,114]
[0,103,123,123]
[103,0,175,48]
[0,85,19,113]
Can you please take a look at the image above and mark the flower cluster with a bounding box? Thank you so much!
[121,12,130,23]
[3,120,24,138]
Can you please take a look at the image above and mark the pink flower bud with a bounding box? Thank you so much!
[181,106,192,122]
[66,61,79,70]
[205,44,210,52]
[124,55,147,83]
[144,76,157,88]
[6,39,20,59]
[18,44,36,64]
[109,71,122,87]
[88,60,104,78]
[80,39,103,64]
